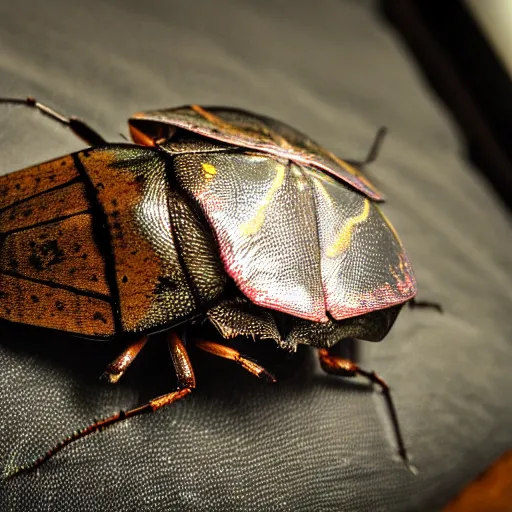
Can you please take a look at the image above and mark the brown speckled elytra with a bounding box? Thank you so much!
[0,97,441,477]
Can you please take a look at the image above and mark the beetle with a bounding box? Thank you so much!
[0,98,440,477]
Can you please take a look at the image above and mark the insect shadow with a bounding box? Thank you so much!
[1,319,368,409]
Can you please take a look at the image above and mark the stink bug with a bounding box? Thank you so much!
[0,98,440,477]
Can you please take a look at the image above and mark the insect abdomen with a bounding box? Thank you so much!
[0,143,232,338]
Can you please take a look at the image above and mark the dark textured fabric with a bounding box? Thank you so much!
[0,0,511,510]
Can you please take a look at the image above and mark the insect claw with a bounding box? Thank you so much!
[260,369,277,383]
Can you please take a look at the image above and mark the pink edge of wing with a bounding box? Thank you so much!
[190,154,329,324]
[161,114,403,323]
[323,235,417,320]
[132,111,383,201]
[210,204,330,324]
[327,269,417,320]
[315,157,383,202]
[233,273,330,323]
[309,168,417,321]
[195,154,410,323]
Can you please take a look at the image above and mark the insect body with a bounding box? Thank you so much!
[0,99,438,476]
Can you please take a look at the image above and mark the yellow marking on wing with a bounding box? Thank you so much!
[311,174,335,205]
[240,164,286,237]
[326,199,371,257]
[389,265,400,282]
[201,162,217,180]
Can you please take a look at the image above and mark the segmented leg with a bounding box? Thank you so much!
[408,297,443,313]
[102,336,149,384]
[195,340,276,382]
[168,331,196,389]
[318,347,415,472]
[0,97,107,146]
[346,127,387,168]
[361,127,388,166]
[8,332,195,478]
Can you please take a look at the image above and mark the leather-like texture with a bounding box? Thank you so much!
[1,0,511,510]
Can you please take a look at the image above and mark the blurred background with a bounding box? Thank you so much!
[384,0,512,213]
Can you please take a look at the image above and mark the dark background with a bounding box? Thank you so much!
[383,0,512,213]
[1,1,511,510]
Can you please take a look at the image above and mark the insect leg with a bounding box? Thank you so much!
[195,340,276,382]
[318,347,414,472]
[168,331,197,389]
[408,297,443,313]
[7,332,195,478]
[361,127,387,166]
[102,335,149,383]
[128,122,158,146]
[0,97,107,145]
[345,127,387,168]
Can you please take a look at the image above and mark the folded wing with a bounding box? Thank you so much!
[173,150,415,321]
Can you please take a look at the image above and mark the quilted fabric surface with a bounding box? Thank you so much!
[1,0,511,510]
